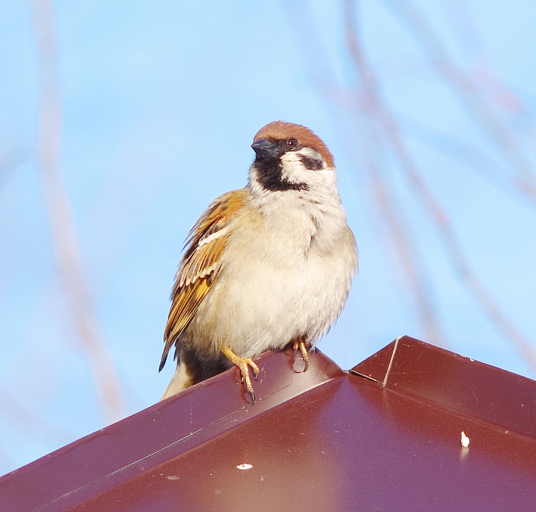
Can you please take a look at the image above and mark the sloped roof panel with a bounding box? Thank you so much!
[2,337,536,511]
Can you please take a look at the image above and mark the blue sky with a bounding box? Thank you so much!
[2,1,536,473]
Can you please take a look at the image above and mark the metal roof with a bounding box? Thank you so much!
[2,336,536,511]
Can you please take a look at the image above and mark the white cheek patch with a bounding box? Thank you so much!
[298,147,325,162]
[280,152,308,182]
[280,149,333,190]
[298,148,327,170]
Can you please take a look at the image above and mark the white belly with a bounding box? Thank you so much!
[188,197,357,358]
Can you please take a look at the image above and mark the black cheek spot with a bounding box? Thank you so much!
[299,155,324,171]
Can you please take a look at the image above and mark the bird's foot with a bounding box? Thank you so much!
[292,337,309,372]
[221,347,260,403]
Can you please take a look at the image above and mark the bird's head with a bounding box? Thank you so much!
[248,121,337,195]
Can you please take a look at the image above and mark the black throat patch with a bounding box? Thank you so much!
[254,158,309,192]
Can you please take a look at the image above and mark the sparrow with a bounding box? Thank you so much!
[159,121,358,401]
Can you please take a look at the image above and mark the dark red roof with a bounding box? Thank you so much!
[2,336,536,511]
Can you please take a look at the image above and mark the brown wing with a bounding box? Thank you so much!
[159,189,248,371]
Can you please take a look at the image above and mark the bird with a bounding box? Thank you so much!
[159,121,358,402]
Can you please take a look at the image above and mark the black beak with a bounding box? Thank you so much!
[251,139,278,159]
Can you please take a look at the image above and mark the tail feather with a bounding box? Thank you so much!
[160,363,193,400]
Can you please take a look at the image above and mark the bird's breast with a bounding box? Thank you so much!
[188,197,355,357]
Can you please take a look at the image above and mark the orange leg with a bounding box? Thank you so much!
[292,336,309,372]
[221,346,260,402]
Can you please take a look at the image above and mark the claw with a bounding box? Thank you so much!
[221,347,259,403]
[292,337,309,372]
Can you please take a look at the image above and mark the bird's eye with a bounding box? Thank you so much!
[286,138,298,148]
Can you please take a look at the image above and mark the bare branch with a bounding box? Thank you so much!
[344,0,536,371]
[382,0,536,199]
[31,0,124,423]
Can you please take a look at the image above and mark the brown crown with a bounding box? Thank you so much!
[253,121,335,168]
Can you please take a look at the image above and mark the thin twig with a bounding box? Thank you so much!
[31,0,124,423]
[343,0,447,346]
[344,0,536,372]
[382,0,536,199]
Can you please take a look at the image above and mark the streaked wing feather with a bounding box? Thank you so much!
[159,189,247,370]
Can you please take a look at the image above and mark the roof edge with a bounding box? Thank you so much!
[0,347,344,511]
[351,336,536,438]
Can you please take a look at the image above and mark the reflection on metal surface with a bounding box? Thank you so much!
[2,337,536,511]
